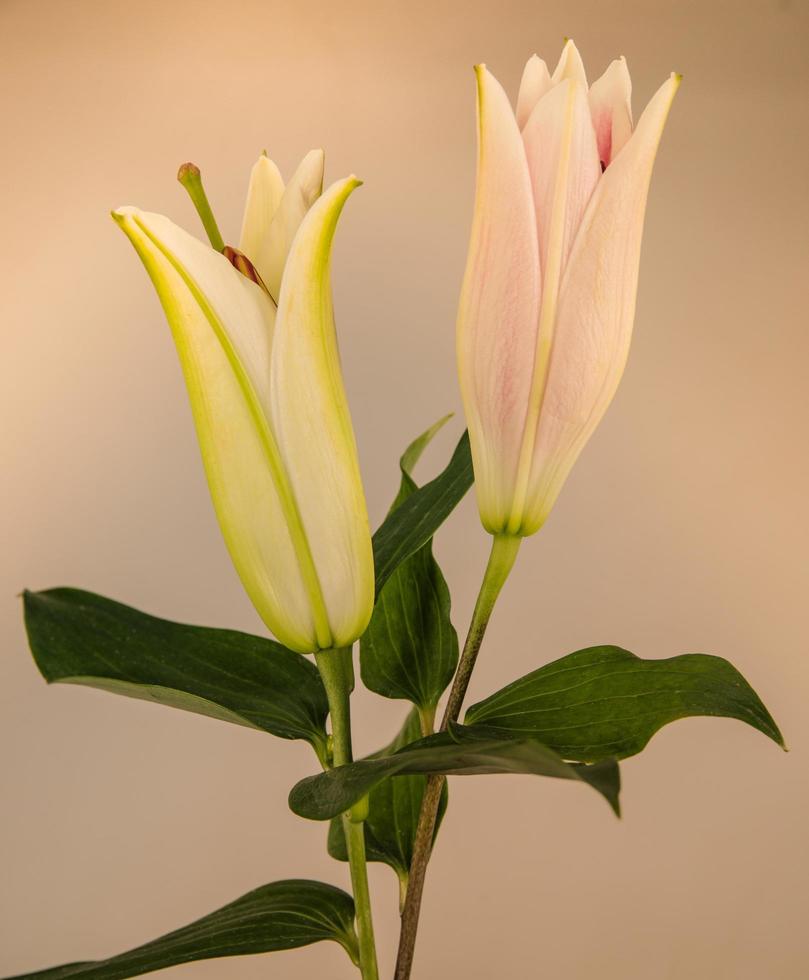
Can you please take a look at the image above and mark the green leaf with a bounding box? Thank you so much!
[5,880,358,979]
[22,589,329,759]
[372,429,473,596]
[290,726,620,821]
[361,417,460,709]
[327,709,448,893]
[464,645,785,762]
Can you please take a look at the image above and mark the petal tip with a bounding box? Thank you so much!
[111,205,137,224]
[308,147,326,166]
[298,147,326,175]
[255,151,278,167]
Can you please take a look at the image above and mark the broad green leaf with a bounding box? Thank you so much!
[361,417,459,709]
[6,880,358,979]
[372,429,473,596]
[23,589,329,759]
[327,709,448,895]
[465,646,785,762]
[290,726,620,821]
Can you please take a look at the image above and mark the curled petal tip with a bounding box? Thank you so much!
[673,71,683,84]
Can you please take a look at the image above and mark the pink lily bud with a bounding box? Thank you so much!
[457,40,680,536]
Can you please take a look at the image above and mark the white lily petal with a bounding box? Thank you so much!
[456,66,541,533]
[522,73,681,532]
[259,148,325,301]
[270,177,375,647]
[551,39,588,89]
[128,209,277,411]
[589,57,634,167]
[113,207,319,652]
[516,54,552,129]
[238,153,285,273]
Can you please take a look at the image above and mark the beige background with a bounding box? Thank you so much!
[2,0,807,977]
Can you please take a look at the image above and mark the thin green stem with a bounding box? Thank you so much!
[315,648,379,980]
[342,815,377,977]
[394,533,521,980]
[176,162,226,252]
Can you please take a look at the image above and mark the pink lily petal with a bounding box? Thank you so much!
[516,54,552,129]
[551,39,588,88]
[589,57,634,168]
[521,73,681,532]
[522,77,601,281]
[457,65,541,533]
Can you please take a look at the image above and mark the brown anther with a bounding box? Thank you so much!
[223,245,272,297]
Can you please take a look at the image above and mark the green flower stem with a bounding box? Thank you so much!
[394,532,522,980]
[315,648,379,980]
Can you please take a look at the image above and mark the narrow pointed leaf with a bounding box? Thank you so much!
[327,709,448,888]
[361,418,459,709]
[464,646,785,762]
[372,430,473,595]
[23,589,329,756]
[290,727,620,820]
[6,880,358,979]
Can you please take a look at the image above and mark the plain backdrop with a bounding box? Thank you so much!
[2,1,807,977]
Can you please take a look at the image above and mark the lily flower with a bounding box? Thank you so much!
[457,40,680,536]
[113,154,374,654]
